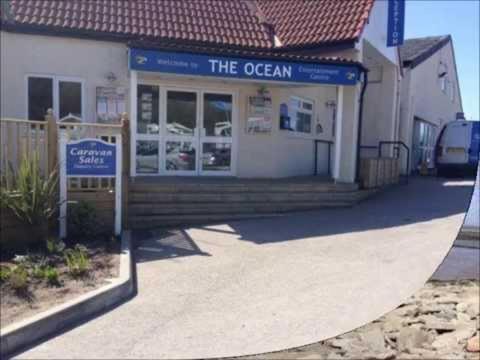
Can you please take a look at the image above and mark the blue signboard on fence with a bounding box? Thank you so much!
[387,0,405,47]
[66,139,116,177]
[129,48,360,85]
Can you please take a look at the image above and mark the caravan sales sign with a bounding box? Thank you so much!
[129,48,359,86]
[66,139,116,177]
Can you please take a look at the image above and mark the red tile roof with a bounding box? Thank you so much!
[4,0,273,48]
[257,0,375,48]
[3,0,375,50]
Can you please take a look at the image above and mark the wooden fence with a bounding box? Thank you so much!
[0,110,130,240]
[0,118,50,178]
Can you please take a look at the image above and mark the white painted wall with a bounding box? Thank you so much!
[0,31,130,122]
[399,40,463,172]
[360,0,400,66]
[2,31,353,179]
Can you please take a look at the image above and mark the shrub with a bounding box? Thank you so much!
[0,155,58,227]
[64,244,90,277]
[68,201,101,240]
[9,265,29,291]
[0,266,10,283]
[46,237,66,255]
[44,267,60,286]
[32,265,46,279]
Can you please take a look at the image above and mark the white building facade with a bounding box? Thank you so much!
[1,0,406,184]
[399,35,463,172]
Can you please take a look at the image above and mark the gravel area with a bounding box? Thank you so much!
[242,280,479,360]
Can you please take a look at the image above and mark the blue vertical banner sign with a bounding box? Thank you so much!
[387,0,406,47]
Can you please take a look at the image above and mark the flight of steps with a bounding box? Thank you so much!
[127,180,376,229]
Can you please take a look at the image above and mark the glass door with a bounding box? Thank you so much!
[200,93,234,176]
[164,90,199,175]
[136,84,160,175]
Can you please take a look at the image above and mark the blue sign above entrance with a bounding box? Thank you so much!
[66,139,116,177]
[387,0,405,47]
[129,48,360,86]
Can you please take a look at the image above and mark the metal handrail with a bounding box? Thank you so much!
[314,139,334,176]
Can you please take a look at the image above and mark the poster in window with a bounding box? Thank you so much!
[246,96,272,134]
[96,87,126,124]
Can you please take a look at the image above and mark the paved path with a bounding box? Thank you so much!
[17,178,474,359]
[432,246,480,281]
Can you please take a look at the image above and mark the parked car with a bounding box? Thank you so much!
[435,120,480,176]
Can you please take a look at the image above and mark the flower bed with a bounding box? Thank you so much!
[0,238,120,328]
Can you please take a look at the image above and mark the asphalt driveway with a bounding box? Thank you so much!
[17,177,474,359]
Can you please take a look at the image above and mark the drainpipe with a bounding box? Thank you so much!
[355,69,368,183]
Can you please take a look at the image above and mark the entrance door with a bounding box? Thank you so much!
[163,90,235,176]
[164,90,199,175]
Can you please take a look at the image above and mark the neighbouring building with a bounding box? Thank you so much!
[1,0,404,183]
[399,35,463,172]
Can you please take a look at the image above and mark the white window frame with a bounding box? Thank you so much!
[288,96,315,138]
[132,79,238,177]
[25,74,85,122]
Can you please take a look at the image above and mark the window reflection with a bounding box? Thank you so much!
[137,85,159,134]
[202,143,231,171]
[59,81,82,120]
[136,140,159,173]
[204,94,232,137]
[167,91,197,136]
[166,141,196,171]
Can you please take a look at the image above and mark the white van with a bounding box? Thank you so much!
[435,120,480,175]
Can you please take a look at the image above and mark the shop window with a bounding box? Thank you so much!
[203,93,232,137]
[289,97,314,134]
[166,91,197,136]
[27,75,83,121]
[28,77,53,121]
[59,81,82,120]
[137,85,159,134]
[136,140,159,173]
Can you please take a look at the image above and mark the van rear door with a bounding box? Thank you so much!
[469,122,480,166]
[441,122,470,164]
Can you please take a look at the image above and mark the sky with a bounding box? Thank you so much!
[405,0,480,120]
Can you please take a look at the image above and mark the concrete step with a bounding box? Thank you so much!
[129,200,355,216]
[129,182,359,194]
[129,190,370,204]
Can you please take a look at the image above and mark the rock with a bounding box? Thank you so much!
[437,296,460,305]
[397,327,431,352]
[432,333,460,350]
[466,335,480,352]
[457,302,480,319]
[359,328,387,353]
[400,348,440,359]
[395,305,419,317]
[362,349,396,360]
[419,303,450,315]
[382,315,404,333]
[453,322,477,341]
[420,315,457,332]
[458,312,473,324]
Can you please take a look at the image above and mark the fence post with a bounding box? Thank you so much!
[121,113,130,230]
[45,109,57,174]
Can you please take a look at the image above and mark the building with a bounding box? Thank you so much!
[1,0,403,183]
[399,35,463,172]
